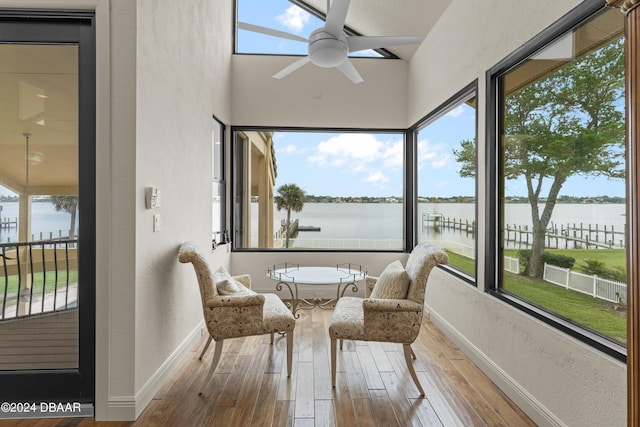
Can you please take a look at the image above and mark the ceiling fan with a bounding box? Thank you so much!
[237,0,422,84]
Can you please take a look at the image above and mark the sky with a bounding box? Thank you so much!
[271,102,479,198]
[237,0,477,198]
[236,0,379,57]
[0,0,624,200]
[238,0,627,199]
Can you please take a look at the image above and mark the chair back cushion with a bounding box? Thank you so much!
[404,243,449,304]
[214,266,257,296]
[369,260,410,299]
[178,241,218,302]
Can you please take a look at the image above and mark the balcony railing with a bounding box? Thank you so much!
[0,239,77,320]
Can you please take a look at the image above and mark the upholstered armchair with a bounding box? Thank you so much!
[178,241,296,394]
[328,243,448,396]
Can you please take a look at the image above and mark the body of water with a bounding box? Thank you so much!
[0,201,76,243]
[3,200,623,249]
[250,202,627,250]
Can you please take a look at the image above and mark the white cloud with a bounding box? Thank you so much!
[276,6,310,33]
[382,140,404,169]
[363,171,390,190]
[306,133,403,189]
[431,154,450,169]
[307,134,385,168]
[279,144,305,154]
[446,105,466,118]
[365,171,390,184]
[417,138,450,170]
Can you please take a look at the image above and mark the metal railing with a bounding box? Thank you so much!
[0,239,78,320]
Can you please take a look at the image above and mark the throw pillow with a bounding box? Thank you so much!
[213,266,257,296]
[369,260,410,299]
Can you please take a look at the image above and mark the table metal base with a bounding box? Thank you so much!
[276,281,359,318]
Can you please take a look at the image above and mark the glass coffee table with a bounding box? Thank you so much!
[267,263,366,318]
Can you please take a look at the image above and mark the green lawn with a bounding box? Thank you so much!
[504,248,626,271]
[445,250,476,277]
[0,271,78,296]
[503,272,626,344]
[446,248,626,345]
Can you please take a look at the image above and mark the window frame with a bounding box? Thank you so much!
[0,8,96,403]
[212,114,227,248]
[230,125,411,253]
[485,0,626,361]
[410,80,479,285]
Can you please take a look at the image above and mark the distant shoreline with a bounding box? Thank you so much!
[261,199,627,204]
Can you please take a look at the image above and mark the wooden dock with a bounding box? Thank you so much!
[423,213,625,249]
[422,213,476,235]
[504,222,625,249]
[0,217,16,229]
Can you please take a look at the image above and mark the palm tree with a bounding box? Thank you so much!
[50,195,78,239]
[274,184,305,248]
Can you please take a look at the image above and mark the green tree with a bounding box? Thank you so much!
[275,184,305,248]
[454,39,625,278]
[50,195,78,239]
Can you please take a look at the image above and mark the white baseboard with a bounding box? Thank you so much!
[426,307,564,427]
[107,320,205,420]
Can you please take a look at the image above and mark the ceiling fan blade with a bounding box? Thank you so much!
[348,36,423,53]
[336,59,363,84]
[273,56,311,79]
[238,22,308,43]
[324,0,350,37]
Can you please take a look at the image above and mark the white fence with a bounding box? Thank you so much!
[502,257,626,304]
[287,238,404,250]
[504,256,520,274]
[543,263,627,304]
[441,240,474,259]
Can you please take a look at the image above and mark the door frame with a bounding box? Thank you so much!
[0,10,96,405]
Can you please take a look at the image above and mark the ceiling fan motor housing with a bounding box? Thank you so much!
[308,29,348,67]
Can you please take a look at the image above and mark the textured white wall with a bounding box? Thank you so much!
[133,0,233,418]
[103,0,138,414]
[231,55,409,129]
[410,1,627,426]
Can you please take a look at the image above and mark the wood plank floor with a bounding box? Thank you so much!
[0,308,536,426]
[0,309,78,370]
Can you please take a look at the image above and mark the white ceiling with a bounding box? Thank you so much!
[302,0,453,60]
[0,44,78,195]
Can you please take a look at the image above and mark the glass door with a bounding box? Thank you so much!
[0,11,95,408]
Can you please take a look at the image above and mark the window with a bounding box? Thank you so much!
[232,129,405,250]
[212,116,226,247]
[235,0,384,57]
[489,4,626,356]
[415,83,477,281]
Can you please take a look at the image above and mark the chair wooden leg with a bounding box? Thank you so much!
[199,339,224,396]
[270,332,274,344]
[331,339,337,388]
[198,336,213,360]
[286,330,293,377]
[339,339,343,350]
[403,344,424,397]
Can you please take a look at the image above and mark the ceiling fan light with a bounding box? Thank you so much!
[309,30,348,68]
